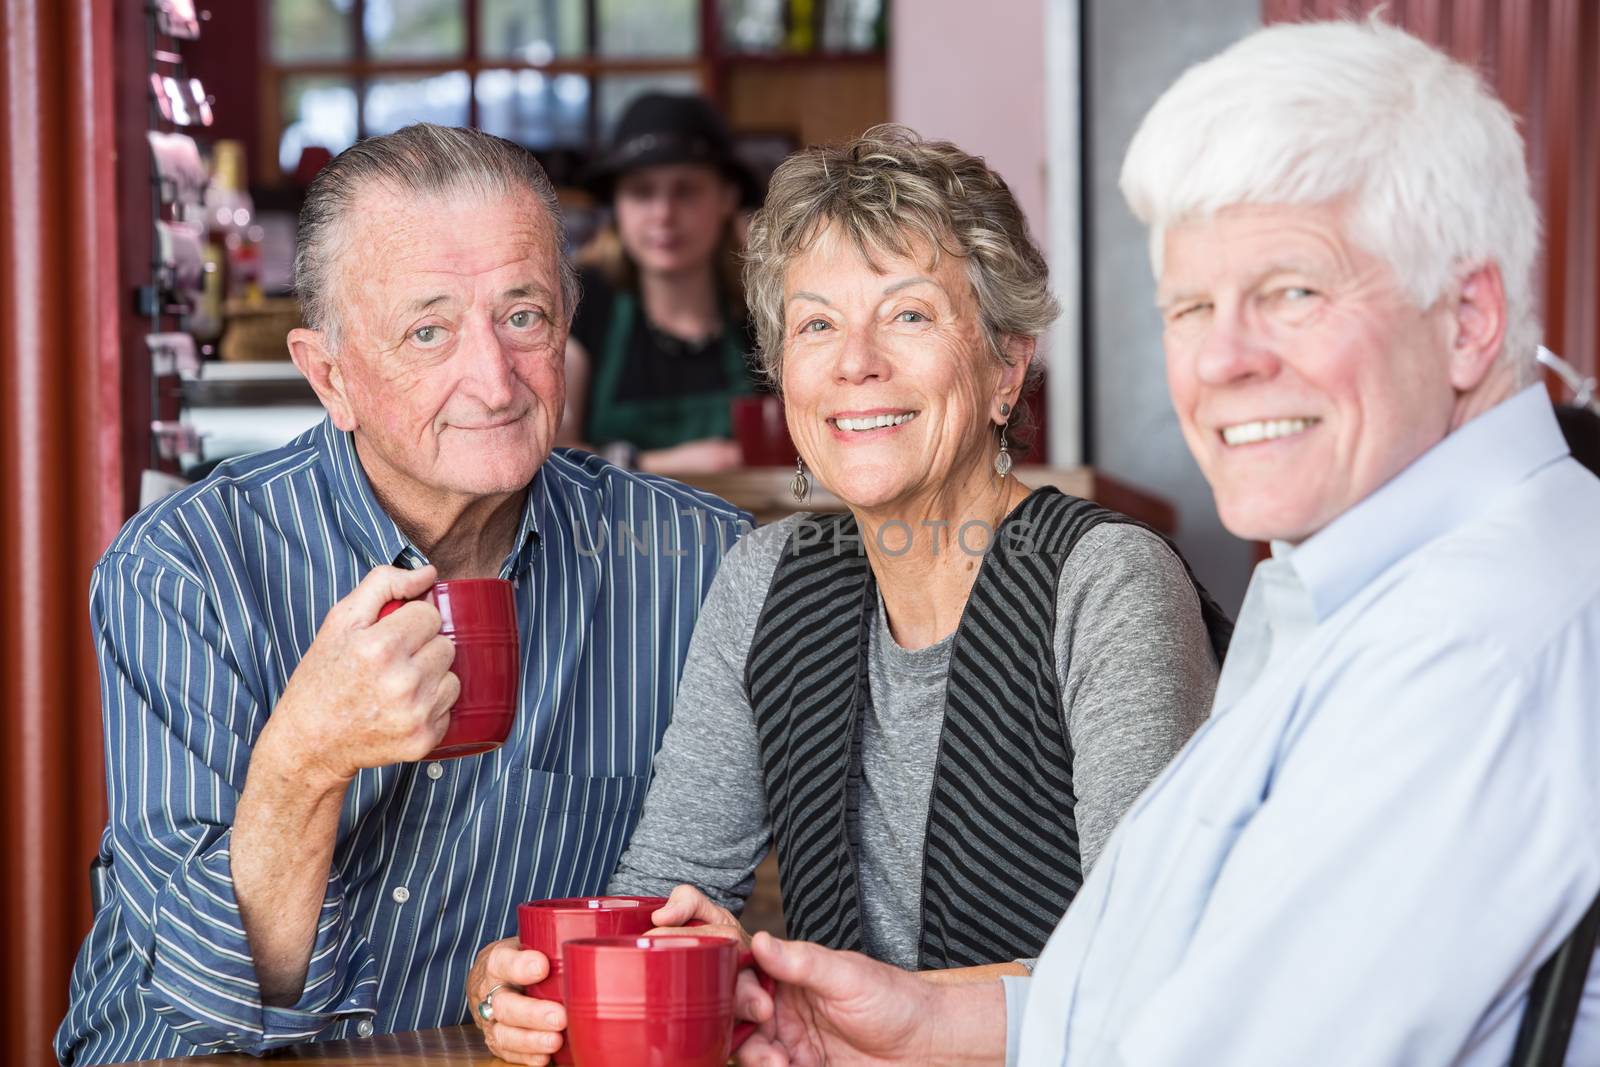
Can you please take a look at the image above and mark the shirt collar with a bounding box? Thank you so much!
[1275,386,1570,621]
[505,481,544,577]
[315,417,543,577]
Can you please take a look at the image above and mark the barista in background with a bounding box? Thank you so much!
[558,93,766,474]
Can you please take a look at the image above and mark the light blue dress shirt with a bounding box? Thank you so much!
[1007,386,1600,1065]
[56,419,749,1065]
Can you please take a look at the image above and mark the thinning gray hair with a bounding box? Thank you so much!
[294,123,580,348]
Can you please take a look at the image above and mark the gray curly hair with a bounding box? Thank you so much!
[294,123,580,350]
[744,124,1059,415]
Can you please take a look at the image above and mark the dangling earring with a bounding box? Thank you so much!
[791,456,812,502]
[994,403,1013,478]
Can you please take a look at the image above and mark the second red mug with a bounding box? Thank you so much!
[517,896,668,1065]
[379,577,518,761]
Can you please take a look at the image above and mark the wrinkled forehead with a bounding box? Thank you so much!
[785,218,968,297]
[333,183,562,304]
[1155,201,1372,300]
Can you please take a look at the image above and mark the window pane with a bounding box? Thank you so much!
[820,0,885,52]
[597,0,697,57]
[279,77,358,175]
[476,70,590,148]
[720,0,784,53]
[271,0,353,61]
[364,72,471,136]
[480,0,586,61]
[364,0,465,60]
[596,72,703,138]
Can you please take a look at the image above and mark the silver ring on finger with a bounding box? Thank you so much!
[477,981,507,1023]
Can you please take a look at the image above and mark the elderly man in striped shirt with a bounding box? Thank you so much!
[56,125,748,1065]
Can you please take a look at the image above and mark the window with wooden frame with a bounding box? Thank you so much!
[266,0,887,181]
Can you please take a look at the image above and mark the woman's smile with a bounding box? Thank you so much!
[826,408,921,442]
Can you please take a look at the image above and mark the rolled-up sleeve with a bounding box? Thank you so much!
[93,550,377,1053]
[1002,975,1032,1067]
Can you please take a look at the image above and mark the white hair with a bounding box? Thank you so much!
[1119,17,1541,381]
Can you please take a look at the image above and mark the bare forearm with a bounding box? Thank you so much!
[637,447,684,474]
[638,438,739,475]
[927,980,1009,1067]
[232,721,349,1007]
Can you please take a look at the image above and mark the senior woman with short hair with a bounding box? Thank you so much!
[635,124,1234,949]
[467,126,1229,1063]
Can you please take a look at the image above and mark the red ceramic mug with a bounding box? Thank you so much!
[732,394,797,467]
[378,577,518,761]
[517,896,669,1065]
[561,934,774,1067]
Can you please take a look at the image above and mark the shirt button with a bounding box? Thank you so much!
[392,886,410,904]
[426,762,444,780]
[356,1019,374,1038]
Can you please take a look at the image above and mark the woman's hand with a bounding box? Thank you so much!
[648,883,753,948]
[465,937,567,1066]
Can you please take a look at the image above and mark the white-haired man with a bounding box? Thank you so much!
[56,125,748,1064]
[727,19,1600,1066]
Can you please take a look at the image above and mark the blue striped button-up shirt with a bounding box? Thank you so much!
[56,419,749,1065]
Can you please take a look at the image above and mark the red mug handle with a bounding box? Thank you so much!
[378,598,406,620]
[731,947,776,1051]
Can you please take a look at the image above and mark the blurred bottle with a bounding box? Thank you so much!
[786,0,815,53]
[185,239,225,342]
[207,141,263,303]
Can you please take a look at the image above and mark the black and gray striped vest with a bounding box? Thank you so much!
[744,488,1232,968]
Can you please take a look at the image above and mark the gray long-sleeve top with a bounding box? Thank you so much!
[610,514,1220,969]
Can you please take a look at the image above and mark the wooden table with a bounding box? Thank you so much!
[120,1024,744,1065]
[123,1025,496,1065]
[678,465,1178,534]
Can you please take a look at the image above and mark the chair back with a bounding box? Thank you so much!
[88,854,109,914]
[1510,889,1600,1065]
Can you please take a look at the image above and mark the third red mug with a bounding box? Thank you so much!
[517,896,668,1065]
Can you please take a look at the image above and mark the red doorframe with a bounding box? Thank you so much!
[1,0,126,1060]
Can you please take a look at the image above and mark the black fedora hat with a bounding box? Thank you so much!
[582,92,763,207]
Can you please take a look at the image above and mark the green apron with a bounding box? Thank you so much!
[585,290,756,451]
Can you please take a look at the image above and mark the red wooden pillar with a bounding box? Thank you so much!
[0,0,123,1059]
